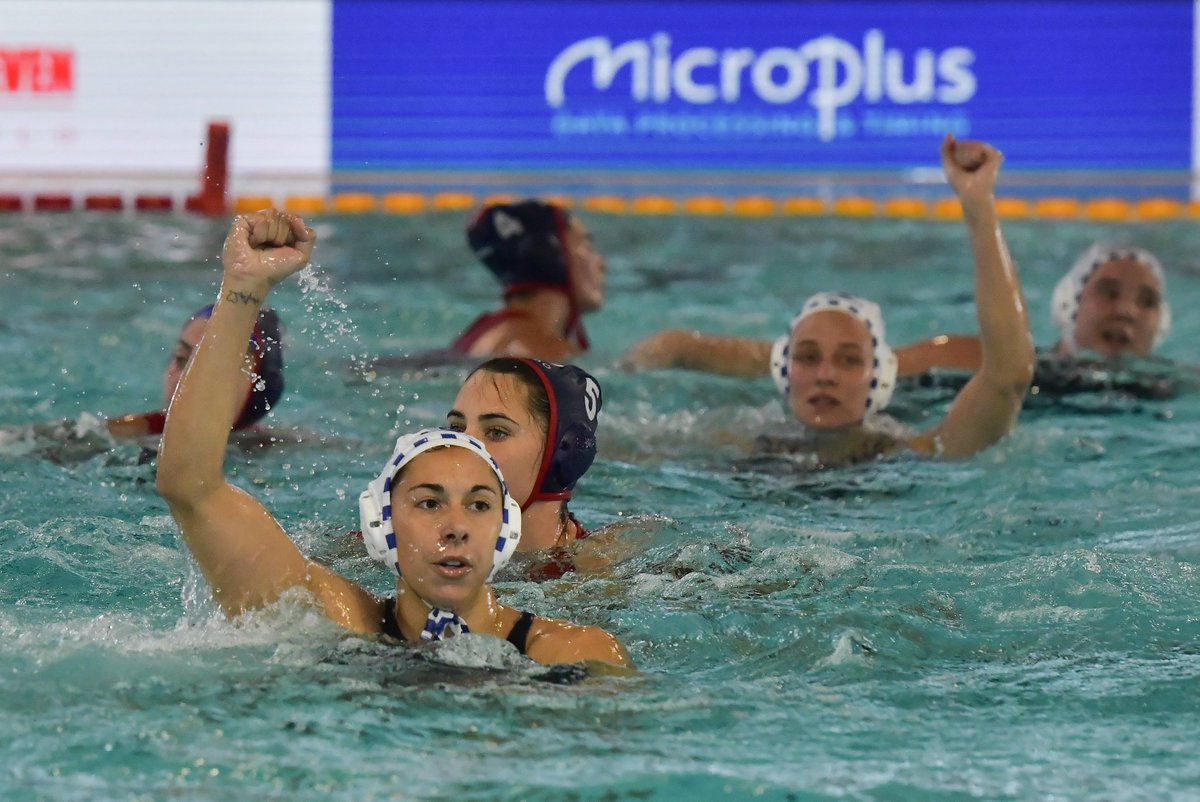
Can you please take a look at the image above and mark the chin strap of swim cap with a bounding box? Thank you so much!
[770,292,898,415]
[1051,243,1172,353]
[421,609,470,642]
[357,428,523,641]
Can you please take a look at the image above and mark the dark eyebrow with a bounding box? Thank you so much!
[409,482,498,496]
[794,339,864,351]
[174,340,194,353]
[478,413,518,424]
[447,411,519,426]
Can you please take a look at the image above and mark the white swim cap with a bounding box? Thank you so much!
[358,428,522,640]
[770,291,898,415]
[1051,243,1171,353]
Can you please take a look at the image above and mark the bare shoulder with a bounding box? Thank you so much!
[525,615,634,669]
[497,317,576,362]
[462,315,573,361]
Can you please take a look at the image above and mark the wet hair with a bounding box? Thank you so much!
[472,357,552,433]
[467,357,602,507]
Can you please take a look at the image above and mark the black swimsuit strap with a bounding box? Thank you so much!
[506,610,536,656]
[380,596,405,641]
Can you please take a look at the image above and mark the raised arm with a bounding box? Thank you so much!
[619,330,772,378]
[156,211,376,627]
[909,136,1034,458]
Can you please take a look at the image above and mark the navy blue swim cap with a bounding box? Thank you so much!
[523,358,602,502]
[190,305,285,429]
[469,357,602,507]
[466,200,571,293]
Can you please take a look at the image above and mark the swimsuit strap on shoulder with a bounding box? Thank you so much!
[505,610,536,655]
[379,596,405,641]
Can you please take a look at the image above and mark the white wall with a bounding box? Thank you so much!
[0,0,330,194]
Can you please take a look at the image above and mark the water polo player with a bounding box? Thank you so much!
[107,303,284,440]
[447,357,603,574]
[451,199,606,361]
[887,242,1187,403]
[770,137,1032,460]
[627,136,1034,463]
[156,208,631,667]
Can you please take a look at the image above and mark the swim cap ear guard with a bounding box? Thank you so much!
[1051,243,1172,353]
[770,292,898,415]
[358,428,522,584]
[516,359,602,507]
[190,304,285,429]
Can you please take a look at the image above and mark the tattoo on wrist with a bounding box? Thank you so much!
[224,290,263,306]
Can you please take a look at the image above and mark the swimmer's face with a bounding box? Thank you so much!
[565,216,606,313]
[390,447,503,609]
[1072,257,1163,358]
[446,370,545,508]
[162,317,208,408]
[786,310,874,430]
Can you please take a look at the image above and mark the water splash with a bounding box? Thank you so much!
[295,264,377,384]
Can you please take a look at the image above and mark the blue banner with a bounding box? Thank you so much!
[332,1,1193,172]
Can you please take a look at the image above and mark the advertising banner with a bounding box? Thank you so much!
[333,1,1193,173]
[1,0,330,180]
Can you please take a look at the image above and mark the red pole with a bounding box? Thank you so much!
[186,121,229,216]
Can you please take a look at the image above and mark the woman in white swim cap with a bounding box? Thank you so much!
[890,241,1172,379]
[623,136,1035,460]
[1049,243,1170,359]
[156,209,631,668]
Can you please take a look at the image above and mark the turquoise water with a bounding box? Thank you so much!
[2,211,1200,801]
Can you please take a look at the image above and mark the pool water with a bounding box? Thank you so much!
[2,210,1199,801]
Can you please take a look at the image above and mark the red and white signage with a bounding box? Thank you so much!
[0,1,330,193]
[1,48,74,94]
